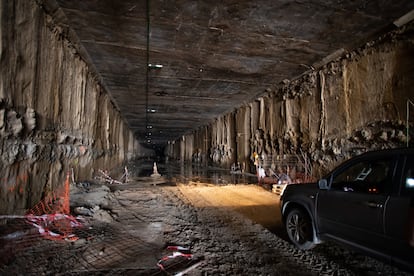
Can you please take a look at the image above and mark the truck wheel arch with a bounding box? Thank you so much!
[282,201,322,247]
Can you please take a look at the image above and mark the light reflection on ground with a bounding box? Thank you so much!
[134,159,259,186]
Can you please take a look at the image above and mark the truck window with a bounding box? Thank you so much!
[331,158,392,194]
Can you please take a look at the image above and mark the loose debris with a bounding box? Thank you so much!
[95,166,130,185]
[25,213,84,241]
[157,244,204,275]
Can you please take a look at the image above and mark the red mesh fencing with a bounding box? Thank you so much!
[24,171,83,241]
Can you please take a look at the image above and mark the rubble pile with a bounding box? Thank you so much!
[70,181,115,223]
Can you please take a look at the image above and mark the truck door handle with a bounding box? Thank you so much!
[365,201,383,208]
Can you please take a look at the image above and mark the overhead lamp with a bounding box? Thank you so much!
[394,9,414,27]
[147,108,156,113]
[146,125,153,129]
[148,64,163,69]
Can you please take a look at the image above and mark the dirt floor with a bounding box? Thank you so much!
[169,182,413,275]
[0,176,413,275]
[177,182,283,231]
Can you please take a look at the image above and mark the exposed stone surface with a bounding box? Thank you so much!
[0,1,150,214]
[1,0,414,216]
[42,0,414,145]
[175,26,414,176]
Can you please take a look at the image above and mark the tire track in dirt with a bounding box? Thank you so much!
[166,183,412,276]
[166,183,323,275]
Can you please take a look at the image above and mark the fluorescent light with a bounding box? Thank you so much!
[148,64,163,69]
[394,9,414,27]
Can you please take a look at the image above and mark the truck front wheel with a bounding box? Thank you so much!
[285,208,315,250]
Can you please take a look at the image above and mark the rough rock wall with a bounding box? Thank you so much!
[171,23,414,176]
[0,0,145,214]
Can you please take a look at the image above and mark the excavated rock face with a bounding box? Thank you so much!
[42,0,414,145]
[176,24,414,176]
[1,0,414,215]
[0,1,148,214]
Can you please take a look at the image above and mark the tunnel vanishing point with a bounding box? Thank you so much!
[1,0,414,214]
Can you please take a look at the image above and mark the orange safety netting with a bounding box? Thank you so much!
[25,171,83,241]
[27,171,71,216]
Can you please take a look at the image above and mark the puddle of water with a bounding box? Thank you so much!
[131,160,258,185]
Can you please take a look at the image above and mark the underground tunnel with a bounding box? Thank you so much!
[1,0,414,274]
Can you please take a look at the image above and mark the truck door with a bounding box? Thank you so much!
[317,156,395,249]
[382,154,414,268]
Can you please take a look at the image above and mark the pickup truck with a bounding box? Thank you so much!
[280,148,414,272]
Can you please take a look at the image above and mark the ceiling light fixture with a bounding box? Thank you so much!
[394,9,414,27]
[144,0,151,144]
[148,64,163,69]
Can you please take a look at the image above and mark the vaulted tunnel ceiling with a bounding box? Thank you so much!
[45,0,414,147]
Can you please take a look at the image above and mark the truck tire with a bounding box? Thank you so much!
[285,207,315,250]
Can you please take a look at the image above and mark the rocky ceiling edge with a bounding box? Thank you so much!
[44,0,414,147]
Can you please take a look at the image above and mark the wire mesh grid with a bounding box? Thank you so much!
[0,217,167,275]
[0,170,202,275]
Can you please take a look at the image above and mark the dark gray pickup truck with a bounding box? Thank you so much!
[280,148,414,272]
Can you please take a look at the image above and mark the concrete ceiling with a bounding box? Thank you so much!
[47,0,414,147]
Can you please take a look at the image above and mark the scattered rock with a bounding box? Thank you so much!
[92,208,113,223]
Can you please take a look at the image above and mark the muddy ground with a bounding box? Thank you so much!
[0,165,413,275]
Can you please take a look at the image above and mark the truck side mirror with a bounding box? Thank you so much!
[318,179,329,190]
